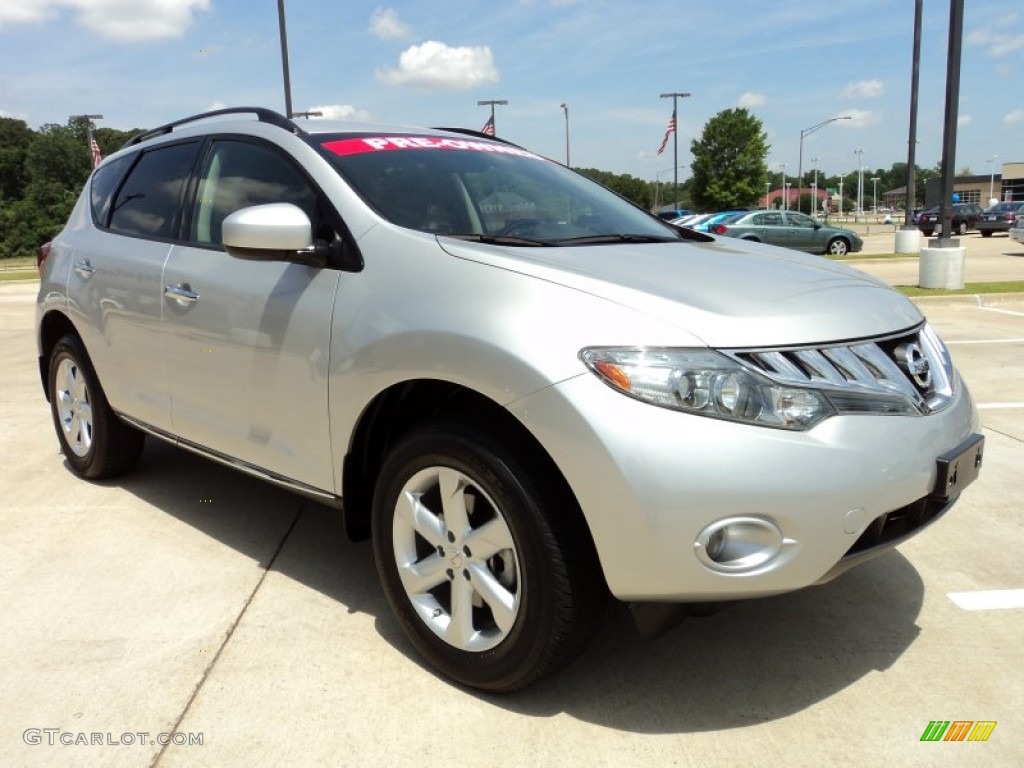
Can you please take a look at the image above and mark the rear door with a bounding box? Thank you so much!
[161,137,341,491]
[68,141,202,431]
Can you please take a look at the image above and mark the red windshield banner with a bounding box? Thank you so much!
[322,135,545,161]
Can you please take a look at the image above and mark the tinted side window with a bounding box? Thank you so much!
[89,154,134,227]
[191,140,317,246]
[109,142,199,239]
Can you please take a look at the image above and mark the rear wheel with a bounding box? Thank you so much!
[826,237,850,256]
[48,334,144,479]
[371,422,605,691]
[956,220,968,236]
[981,229,993,238]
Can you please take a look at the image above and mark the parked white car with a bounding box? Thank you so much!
[36,108,983,691]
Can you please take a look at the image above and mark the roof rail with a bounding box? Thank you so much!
[431,126,522,148]
[122,107,303,149]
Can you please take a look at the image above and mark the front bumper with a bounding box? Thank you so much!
[509,370,980,602]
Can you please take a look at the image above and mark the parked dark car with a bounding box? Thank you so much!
[712,210,862,255]
[917,203,984,237]
[977,201,1024,237]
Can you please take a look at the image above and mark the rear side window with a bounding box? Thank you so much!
[109,142,200,239]
[89,154,133,226]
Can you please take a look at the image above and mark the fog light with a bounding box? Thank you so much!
[695,517,785,573]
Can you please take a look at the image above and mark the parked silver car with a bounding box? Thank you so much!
[36,108,983,691]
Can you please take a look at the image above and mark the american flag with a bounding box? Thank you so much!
[656,109,676,156]
[90,137,102,168]
[480,115,495,136]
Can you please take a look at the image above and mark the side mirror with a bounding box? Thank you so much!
[222,203,325,267]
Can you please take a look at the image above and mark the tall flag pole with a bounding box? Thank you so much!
[659,92,690,208]
[70,113,104,169]
[88,126,102,168]
[477,99,508,137]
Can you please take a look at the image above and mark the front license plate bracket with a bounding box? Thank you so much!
[933,433,984,500]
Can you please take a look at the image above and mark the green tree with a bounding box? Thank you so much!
[575,167,656,209]
[689,108,770,211]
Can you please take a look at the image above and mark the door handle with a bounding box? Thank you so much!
[164,283,200,305]
[73,260,94,279]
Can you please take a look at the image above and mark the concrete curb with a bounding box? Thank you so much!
[907,292,1023,308]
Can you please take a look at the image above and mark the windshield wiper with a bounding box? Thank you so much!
[445,233,555,247]
[552,233,679,246]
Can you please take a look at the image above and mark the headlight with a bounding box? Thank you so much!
[580,347,836,430]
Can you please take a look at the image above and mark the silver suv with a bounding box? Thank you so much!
[36,108,983,691]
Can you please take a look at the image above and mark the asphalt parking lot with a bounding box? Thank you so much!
[1,237,1022,767]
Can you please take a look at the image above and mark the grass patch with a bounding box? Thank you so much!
[896,281,1024,296]
[0,256,37,270]
[0,270,38,282]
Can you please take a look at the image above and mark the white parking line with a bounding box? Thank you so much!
[978,306,1024,318]
[946,338,1024,344]
[977,402,1024,409]
[948,589,1024,611]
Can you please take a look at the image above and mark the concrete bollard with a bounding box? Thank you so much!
[918,244,966,289]
[894,228,921,254]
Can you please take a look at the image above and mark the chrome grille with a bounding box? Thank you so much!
[727,323,955,415]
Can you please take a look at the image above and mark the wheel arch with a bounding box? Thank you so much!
[341,379,598,562]
[37,310,81,402]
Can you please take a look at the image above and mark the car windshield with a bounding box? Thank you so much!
[314,133,680,245]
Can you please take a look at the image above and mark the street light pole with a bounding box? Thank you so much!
[277,0,294,118]
[560,103,570,167]
[854,148,865,218]
[871,176,880,212]
[797,116,851,214]
[779,163,787,210]
[765,182,771,209]
[477,99,508,136]
[988,154,998,204]
[660,91,691,207]
[811,157,819,215]
[839,174,846,217]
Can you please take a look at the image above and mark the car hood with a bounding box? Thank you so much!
[438,236,923,348]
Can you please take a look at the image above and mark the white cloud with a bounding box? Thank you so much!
[377,41,499,90]
[844,108,880,128]
[369,7,412,40]
[0,0,210,40]
[305,104,372,121]
[0,1,58,25]
[206,100,227,112]
[737,92,765,108]
[958,114,973,126]
[840,79,883,99]
[1005,109,1024,125]
[968,25,1024,58]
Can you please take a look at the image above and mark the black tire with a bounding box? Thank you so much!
[981,229,992,238]
[956,220,968,236]
[921,230,934,237]
[48,334,144,479]
[826,237,849,256]
[371,422,605,692]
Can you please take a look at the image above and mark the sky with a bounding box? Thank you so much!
[1,0,1022,187]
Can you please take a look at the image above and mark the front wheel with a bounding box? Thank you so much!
[956,221,968,236]
[826,237,850,256]
[48,334,144,479]
[371,423,605,691]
